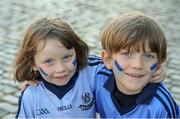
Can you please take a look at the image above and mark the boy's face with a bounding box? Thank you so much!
[103,41,159,95]
[33,38,77,86]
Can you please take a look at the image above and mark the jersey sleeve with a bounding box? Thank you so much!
[16,87,35,118]
[155,83,180,118]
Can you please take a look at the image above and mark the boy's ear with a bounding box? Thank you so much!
[102,50,112,69]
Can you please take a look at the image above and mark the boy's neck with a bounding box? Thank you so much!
[116,81,141,95]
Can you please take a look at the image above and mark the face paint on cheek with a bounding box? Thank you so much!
[114,60,124,77]
[150,63,158,72]
[39,67,48,79]
[72,58,77,66]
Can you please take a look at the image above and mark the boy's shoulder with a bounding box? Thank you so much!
[96,66,112,78]
[80,55,105,75]
[95,66,112,85]
[153,83,180,118]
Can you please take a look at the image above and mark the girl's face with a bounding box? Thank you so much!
[33,38,77,86]
[106,41,159,95]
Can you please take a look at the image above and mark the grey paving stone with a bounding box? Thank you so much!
[0,102,17,113]
[0,85,17,94]
[1,95,19,105]
[0,109,8,118]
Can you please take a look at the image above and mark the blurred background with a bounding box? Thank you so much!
[0,0,180,118]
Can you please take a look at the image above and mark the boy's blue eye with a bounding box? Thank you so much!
[144,54,154,60]
[122,52,132,58]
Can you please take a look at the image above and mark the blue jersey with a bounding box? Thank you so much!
[16,55,104,118]
[95,67,180,118]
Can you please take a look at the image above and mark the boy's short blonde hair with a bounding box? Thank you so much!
[101,11,166,63]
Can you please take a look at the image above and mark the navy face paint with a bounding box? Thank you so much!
[114,60,123,71]
[113,60,124,77]
[150,63,158,72]
[39,67,48,79]
[72,58,77,66]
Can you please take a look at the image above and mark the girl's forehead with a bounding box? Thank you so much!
[37,38,63,48]
[35,39,75,58]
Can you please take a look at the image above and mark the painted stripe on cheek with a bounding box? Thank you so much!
[114,60,123,71]
[72,58,77,66]
[39,67,48,79]
[114,60,124,77]
[150,63,158,72]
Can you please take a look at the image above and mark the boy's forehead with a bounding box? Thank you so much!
[119,40,152,52]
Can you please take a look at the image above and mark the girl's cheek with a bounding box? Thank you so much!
[38,66,49,79]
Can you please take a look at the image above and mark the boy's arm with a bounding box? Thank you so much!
[20,80,39,91]
[150,64,166,83]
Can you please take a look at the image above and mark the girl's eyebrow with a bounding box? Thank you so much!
[64,49,75,55]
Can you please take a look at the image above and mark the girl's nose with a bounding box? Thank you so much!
[55,61,66,73]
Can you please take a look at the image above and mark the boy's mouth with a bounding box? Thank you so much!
[125,72,145,78]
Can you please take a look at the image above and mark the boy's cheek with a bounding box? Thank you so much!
[150,63,158,72]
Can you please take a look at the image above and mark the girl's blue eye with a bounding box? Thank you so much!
[45,59,54,64]
[63,55,72,62]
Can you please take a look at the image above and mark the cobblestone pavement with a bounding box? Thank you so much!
[0,0,180,118]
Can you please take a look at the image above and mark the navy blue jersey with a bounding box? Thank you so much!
[95,67,180,118]
[16,55,104,118]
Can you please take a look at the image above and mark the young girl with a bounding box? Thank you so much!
[14,17,166,118]
[14,17,104,118]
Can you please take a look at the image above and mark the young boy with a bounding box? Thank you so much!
[95,11,180,118]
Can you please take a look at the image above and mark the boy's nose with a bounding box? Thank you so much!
[131,57,143,70]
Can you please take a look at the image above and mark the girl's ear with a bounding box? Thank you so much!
[32,65,38,71]
[102,50,112,69]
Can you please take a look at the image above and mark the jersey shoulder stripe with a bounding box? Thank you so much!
[96,67,112,77]
[16,89,26,118]
[159,85,179,117]
[97,71,111,77]
[155,93,171,118]
[155,84,179,118]
[88,55,103,66]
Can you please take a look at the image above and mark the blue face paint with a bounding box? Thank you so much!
[114,60,123,71]
[39,67,48,79]
[150,63,158,72]
[113,60,124,77]
[72,58,77,66]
